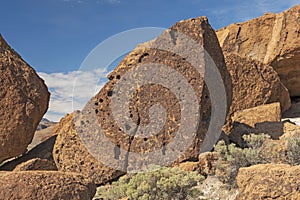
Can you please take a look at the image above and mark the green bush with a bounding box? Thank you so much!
[214,134,271,187]
[97,166,204,200]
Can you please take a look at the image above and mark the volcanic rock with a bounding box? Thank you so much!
[0,34,50,162]
[223,53,290,133]
[0,135,57,171]
[89,16,232,171]
[217,5,300,96]
[0,171,96,200]
[13,158,57,171]
[237,164,300,199]
[229,102,283,146]
[53,112,125,185]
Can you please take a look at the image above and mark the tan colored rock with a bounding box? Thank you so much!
[198,152,219,175]
[229,103,284,146]
[13,158,57,171]
[217,5,300,96]
[0,135,57,171]
[92,17,232,171]
[53,112,125,185]
[237,164,300,199]
[232,102,281,128]
[223,53,290,133]
[0,34,50,162]
[28,118,57,150]
[178,161,200,172]
[0,171,96,200]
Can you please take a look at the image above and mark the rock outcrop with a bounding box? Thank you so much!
[0,135,57,171]
[223,53,290,132]
[90,16,232,171]
[229,102,283,146]
[217,5,300,96]
[0,171,96,200]
[13,158,57,171]
[237,164,300,199]
[0,34,50,162]
[53,112,125,185]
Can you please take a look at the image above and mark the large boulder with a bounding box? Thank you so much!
[237,164,300,199]
[0,35,50,162]
[13,158,57,172]
[0,171,96,200]
[53,112,125,185]
[217,4,300,96]
[89,16,232,171]
[0,135,57,171]
[223,53,290,133]
[229,102,283,146]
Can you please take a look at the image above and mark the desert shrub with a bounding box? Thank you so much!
[286,137,300,165]
[214,134,271,187]
[97,166,204,200]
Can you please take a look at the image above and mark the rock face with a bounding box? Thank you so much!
[0,171,96,200]
[223,53,290,132]
[91,17,232,171]
[0,35,50,162]
[229,103,284,146]
[237,164,300,199]
[13,158,57,171]
[0,135,57,171]
[217,5,300,96]
[53,112,125,185]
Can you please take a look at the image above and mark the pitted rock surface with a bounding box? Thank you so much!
[217,5,300,96]
[0,35,50,162]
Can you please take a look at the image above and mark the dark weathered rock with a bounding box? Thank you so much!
[0,171,96,200]
[0,34,50,162]
[217,5,300,96]
[223,53,290,133]
[90,17,231,171]
[237,164,300,199]
[53,112,125,185]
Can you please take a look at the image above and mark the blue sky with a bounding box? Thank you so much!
[1,0,299,121]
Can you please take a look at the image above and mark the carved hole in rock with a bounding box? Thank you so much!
[138,52,150,63]
[107,91,113,97]
[95,109,99,114]
[95,102,98,106]
[99,98,104,103]
[116,75,121,79]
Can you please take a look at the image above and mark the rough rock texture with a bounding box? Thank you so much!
[217,5,300,96]
[198,152,219,176]
[223,53,290,133]
[13,158,57,171]
[0,34,50,162]
[53,112,125,185]
[229,102,283,146]
[0,135,57,171]
[260,121,300,164]
[92,17,232,171]
[237,164,300,199]
[0,171,96,200]
[28,119,56,150]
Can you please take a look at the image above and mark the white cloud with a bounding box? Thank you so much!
[39,68,108,122]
